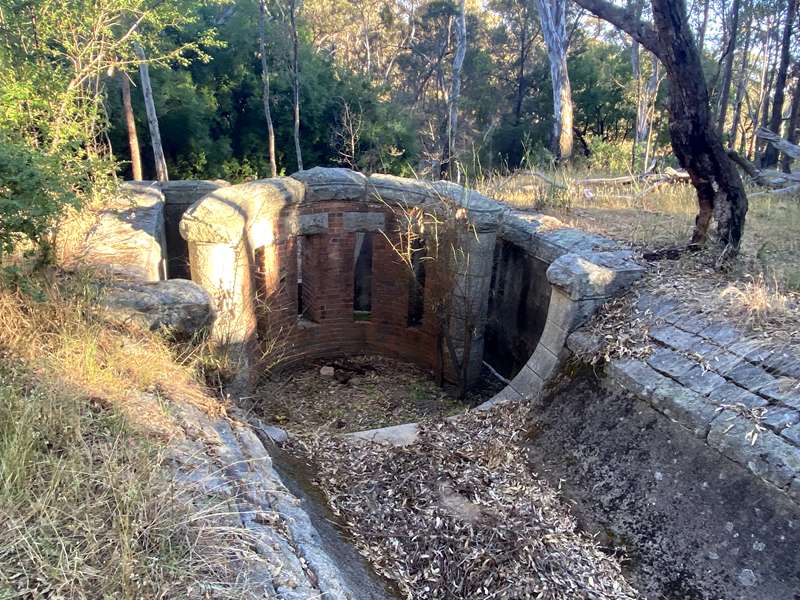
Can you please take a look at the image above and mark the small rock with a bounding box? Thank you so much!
[261,424,289,444]
[737,568,757,587]
[320,366,335,377]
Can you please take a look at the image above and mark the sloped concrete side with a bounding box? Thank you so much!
[567,293,800,508]
[171,403,390,599]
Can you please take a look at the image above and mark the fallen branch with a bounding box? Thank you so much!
[750,184,800,198]
[517,169,568,189]
[577,167,689,186]
[757,127,800,160]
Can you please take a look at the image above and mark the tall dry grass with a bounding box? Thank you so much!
[0,270,246,599]
[475,169,800,291]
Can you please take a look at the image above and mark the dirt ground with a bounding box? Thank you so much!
[526,372,800,600]
[251,355,503,434]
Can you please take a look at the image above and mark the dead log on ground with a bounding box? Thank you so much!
[757,127,800,161]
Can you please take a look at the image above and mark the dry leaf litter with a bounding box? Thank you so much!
[252,356,500,433]
[293,402,639,599]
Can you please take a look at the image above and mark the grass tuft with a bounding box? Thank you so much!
[0,269,247,599]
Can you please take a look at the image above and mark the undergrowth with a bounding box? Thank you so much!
[0,269,241,599]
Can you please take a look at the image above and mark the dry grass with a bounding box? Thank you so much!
[476,169,800,344]
[0,269,247,599]
[476,170,800,291]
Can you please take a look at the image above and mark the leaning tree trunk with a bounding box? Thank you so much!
[716,0,741,133]
[259,0,277,178]
[133,43,168,182]
[119,72,142,181]
[762,0,797,167]
[288,0,303,171]
[536,0,574,161]
[442,0,466,180]
[573,0,749,259]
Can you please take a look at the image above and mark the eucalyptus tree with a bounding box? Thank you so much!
[536,0,575,160]
[573,0,749,259]
[762,0,798,166]
[259,0,278,177]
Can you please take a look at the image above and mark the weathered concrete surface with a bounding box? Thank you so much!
[569,291,800,507]
[57,182,166,281]
[99,278,213,336]
[292,166,367,202]
[171,402,396,600]
[526,373,800,600]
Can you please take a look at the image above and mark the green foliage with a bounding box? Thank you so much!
[584,138,635,174]
[0,137,80,255]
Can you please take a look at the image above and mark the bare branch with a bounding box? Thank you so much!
[571,0,662,58]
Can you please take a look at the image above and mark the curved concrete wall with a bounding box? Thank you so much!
[179,167,643,400]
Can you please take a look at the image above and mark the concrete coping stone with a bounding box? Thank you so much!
[180,177,305,245]
[546,251,645,301]
[181,168,510,246]
[115,181,164,210]
[291,166,367,202]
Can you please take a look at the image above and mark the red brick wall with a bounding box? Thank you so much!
[252,201,441,376]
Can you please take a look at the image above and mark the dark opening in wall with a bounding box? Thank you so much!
[407,238,426,327]
[353,232,373,320]
[485,239,551,378]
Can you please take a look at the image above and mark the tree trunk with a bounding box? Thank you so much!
[573,0,749,259]
[289,0,303,171]
[781,71,800,172]
[762,0,797,167]
[634,53,660,168]
[119,72,142,181]
[514,23,528,124]
[697,0,710,51]
[716,0,741,132]
[442,0,466,180]
[133,43,168,182]
[755,59,777,163]
[536,0,574,161]
[259,0,277,178]
[728,18,752,148]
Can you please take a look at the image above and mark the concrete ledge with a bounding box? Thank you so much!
[180,177,304,245]
[291,166,367,202]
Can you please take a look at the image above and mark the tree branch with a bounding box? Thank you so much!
[571,0,662,59]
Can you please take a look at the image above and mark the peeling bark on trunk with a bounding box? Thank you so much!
[762,0,797,167]
[119,72,142,181]
[134,43,168,182]
[259,0,277,178]
[536,0,574,161]
[573,0,749,259]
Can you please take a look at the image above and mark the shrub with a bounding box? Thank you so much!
[0,136,79,256]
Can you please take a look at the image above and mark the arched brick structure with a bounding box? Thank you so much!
[179,168,503,388]
[179,167,643,402]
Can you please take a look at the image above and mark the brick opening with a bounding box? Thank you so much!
[353,231,373,319]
